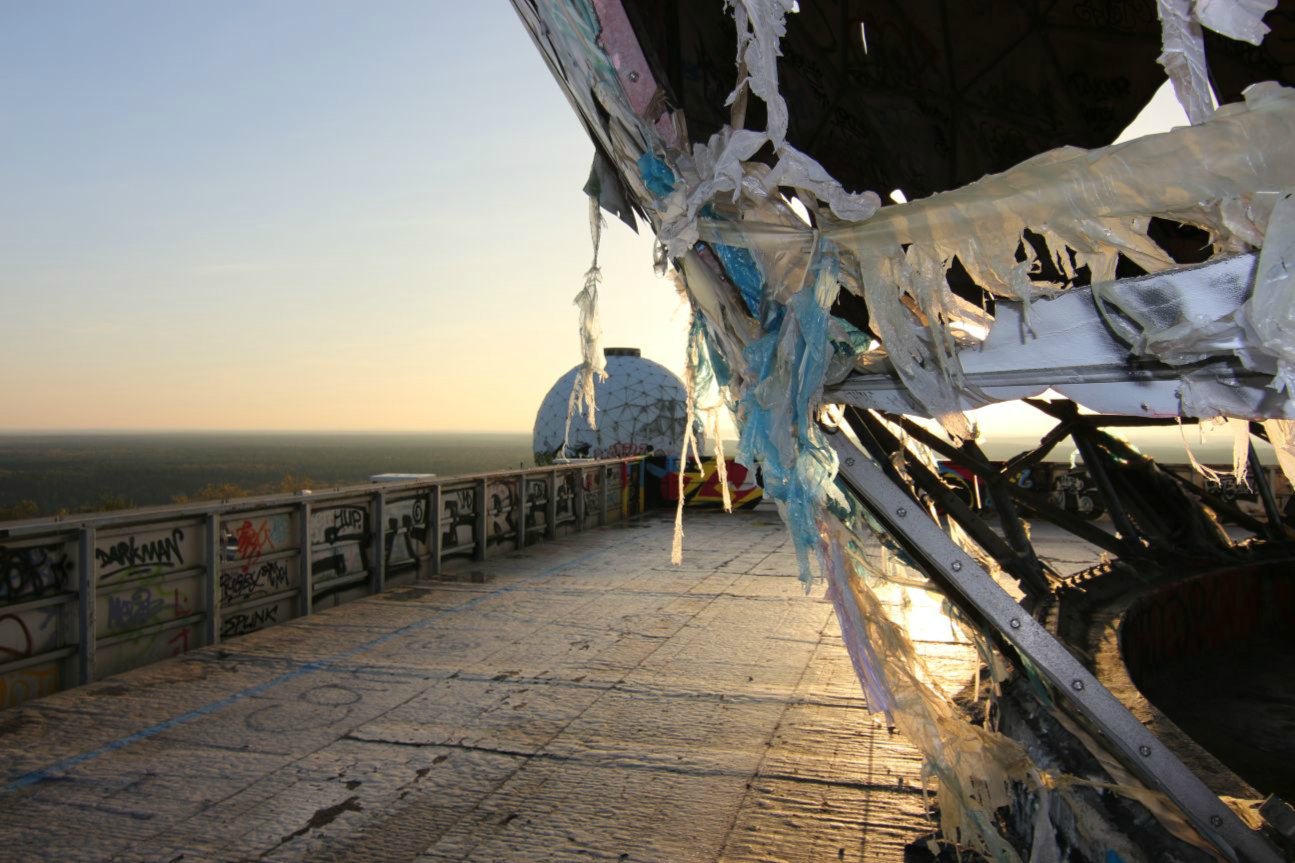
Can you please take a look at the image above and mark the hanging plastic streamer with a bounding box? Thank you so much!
[672,309,738,564]
[564,195,609,454]
[1176,417,1252,487]
[1156,0,1215,124]
[823,528,896,724]
[691,314,734,514]
[673,312,707,564]
[825,526,1034,863]
[654,0,879,259]
[736,247,849,586]
[1263,418,1295,481]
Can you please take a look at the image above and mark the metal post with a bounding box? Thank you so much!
[890,411,1130,557]
[599,465,608,526]
[1249,444,1287,540]
[205,513,221,646]
[516,474,528,550]
[371,492,386,594]
[427,485,442,577]
[1071,428,1143,544]
[474,478,489,561]
[298,500,313,618]
[614,464,625,521]
[77,525,96,685]
[962,438,1052,594]
[574,469,586,530]
[849,407,1052,596]
[546,471,558,540]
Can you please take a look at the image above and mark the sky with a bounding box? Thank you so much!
[1,2,685,432]
[1,3,1194,438]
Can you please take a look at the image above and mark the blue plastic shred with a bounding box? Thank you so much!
[713,242,764,316]
[735,252,844,586]
[636,152,676,197]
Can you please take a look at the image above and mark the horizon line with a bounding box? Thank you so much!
[0,428,534,435]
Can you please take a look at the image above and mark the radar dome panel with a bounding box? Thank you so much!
[533,350,689,464]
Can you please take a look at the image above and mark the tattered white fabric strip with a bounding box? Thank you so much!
[1157,0,1215,124]
[655,1,879,259]
[1157,0,1278,124]
[564,196,609,453]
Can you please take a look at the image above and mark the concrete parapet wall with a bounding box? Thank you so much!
[0,458,647,708]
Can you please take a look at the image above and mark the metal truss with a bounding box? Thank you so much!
[827,429,1284,863]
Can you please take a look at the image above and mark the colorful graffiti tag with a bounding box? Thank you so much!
[647,457,762,509]
[384,496,429,568]
[310,504,370,581]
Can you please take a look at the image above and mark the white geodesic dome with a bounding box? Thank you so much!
[533,348,689,464]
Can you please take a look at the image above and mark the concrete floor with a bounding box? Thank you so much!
[0,507,944,863]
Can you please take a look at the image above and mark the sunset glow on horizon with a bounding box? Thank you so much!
[2,5,1191,437]
[1,3,688,433]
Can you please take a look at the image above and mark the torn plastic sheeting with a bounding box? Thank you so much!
[651,21,879,265]
[825,317,874,386]
[1157,0,1214,124]
[678,250,761,388]
[656,124,880,259]
[710,235,764,316]
[585,149,639,232]
[1176,418,1252,487]
[1243,192,1295,394]
[689,313,739,515]
[724,0,796,147]
[696,83,1295,435]
[673,311,734,564]
[1263,418,1295,483]
[1159,0,1278,124]
[699,82,1295,277]
[736,255,847,585]
[1194,0,1278,46]
[827,524,1032,863]
[823,536,897,723]
[699,315,734,392]
[636,151,676,198]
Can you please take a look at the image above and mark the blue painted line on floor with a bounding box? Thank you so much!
[2,534,638,794]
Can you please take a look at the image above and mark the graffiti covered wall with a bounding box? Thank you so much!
[0,457,645,708]
[645,457,763,509]
[220,512,297,639]
[94,523,203,678]
[0,539,75,708]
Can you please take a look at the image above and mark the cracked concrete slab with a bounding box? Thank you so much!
[0,508,955,862]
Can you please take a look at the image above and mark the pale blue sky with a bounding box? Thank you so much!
[1,2,684,431]
[2,3,1196,439]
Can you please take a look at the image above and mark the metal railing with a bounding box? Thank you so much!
[0,457,648,709]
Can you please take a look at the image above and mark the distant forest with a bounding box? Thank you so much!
[0,432,533,520]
